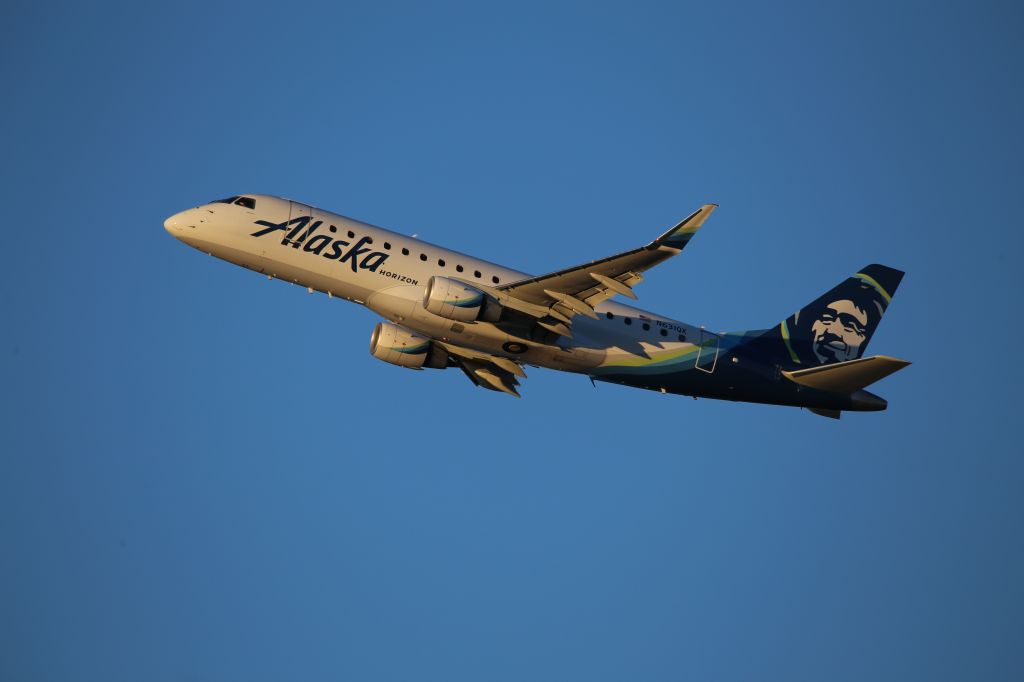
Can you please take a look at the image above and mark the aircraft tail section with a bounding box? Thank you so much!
[760,264,904,369]
[784,355,910,419]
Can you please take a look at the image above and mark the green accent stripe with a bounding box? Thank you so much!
[392,342,430,355]
[854,272,892,304]
[448,295,483,308]
[600,344,699,369]
[781,320,800,364]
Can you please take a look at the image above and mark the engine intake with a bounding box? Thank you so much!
[422,276,499,322]
[369,322,447,369]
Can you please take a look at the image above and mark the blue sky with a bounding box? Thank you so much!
[2,1,1022,680]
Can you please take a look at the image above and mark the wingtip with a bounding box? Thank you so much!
[873,355,912,369]
[652,203,717,248]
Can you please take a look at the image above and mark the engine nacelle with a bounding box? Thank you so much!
[369,322,447,369]
[422,276,499,322]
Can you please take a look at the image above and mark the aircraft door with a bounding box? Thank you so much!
[287,201,313,243]
[259,201,312,273]
[695,327,720,373]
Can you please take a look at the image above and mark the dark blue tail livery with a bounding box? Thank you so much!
[762,264,904,368]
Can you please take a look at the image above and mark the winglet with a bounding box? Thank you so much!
[651,203,717,251]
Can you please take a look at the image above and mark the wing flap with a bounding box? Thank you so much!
[589,272,638,299]
[438,342,527,397]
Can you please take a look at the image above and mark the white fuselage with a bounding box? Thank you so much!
[164,195,706,377]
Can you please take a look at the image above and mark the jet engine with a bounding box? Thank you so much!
[369,322,448,369]
[422,276,500,322]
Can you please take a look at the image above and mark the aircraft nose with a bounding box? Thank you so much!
[164,209,190,235]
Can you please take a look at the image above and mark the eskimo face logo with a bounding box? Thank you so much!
[251,217,389,273]
[810,299,868,363]
[777,268,899,368]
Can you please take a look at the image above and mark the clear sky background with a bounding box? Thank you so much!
[2,1,1022,680]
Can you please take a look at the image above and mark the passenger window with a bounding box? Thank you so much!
[642,322,650,331]
[624,318,632,325]
[605,312,614,319]
[347,230,355,238]
[402,248,410,256]
[456,265,464,273]
[474,270,481,278]
[678,333,686,342]
[233,197,256,209]
[420,254,427,261]
[384,242,391,250]
[438,259,446,267]
[492,276,500,284]
[660,328,668,337]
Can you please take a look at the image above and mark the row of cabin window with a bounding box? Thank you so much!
[373,238,501,284]
[605,311,686,341]
[311,227,500,284]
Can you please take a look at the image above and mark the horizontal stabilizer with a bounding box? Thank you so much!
[783,355,910,393]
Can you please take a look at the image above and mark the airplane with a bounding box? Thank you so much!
[164,194,908,418]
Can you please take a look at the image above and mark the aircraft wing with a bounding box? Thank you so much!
[487,204,716,337]
[437,341,527,397]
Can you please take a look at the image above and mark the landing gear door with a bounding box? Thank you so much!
[695,328,720,374]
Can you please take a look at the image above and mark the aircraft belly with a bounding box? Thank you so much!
[184,234,374,302]
[177,236,268,274]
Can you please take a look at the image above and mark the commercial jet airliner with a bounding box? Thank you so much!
[164,195,908,418]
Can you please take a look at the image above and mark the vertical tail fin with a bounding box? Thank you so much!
[760,264,904,368]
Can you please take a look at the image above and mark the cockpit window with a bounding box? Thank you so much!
[234,197,256,209]
[213,196,240,204]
